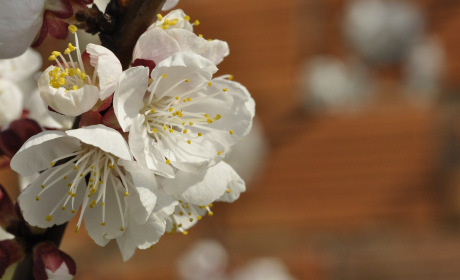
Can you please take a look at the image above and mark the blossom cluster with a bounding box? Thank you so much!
[4,8,254,262]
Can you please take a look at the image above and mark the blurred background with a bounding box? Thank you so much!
[5,0,460,278]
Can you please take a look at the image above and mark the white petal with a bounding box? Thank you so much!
[148,9,193,32]
[84,175,126,246]
[18,167,85,228]
[86,44,123,100]
[0,0,44,58]
[128,115,175,177]
[11,131,81,176]
[0,48,42,82]
[24,88,66,129]
[113,66,149,132]
[161,161,238,205]
[216,162,245,203]
[0,79,23,127]
[38,66,100,117]
[133,28,181,64]
[65,125,132,160]
[166,29,230,65]
[45,262,74,280]
[186,79,254,149]
[162,0,180,11]
[0,227,14,241]
[119,159,158,224]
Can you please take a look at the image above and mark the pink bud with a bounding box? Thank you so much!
[0,240,23,278]
[0,119,42,158]
[0,184,17,230]
[33,242,76,280]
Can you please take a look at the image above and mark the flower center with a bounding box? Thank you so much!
[47,25,96,92]
[167,201,214,235]
[155,13,200,30]
[36,145,130,233]
[142,75,235,163]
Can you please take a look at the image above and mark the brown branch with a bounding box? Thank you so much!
[12,1,165,278]
[99,0,166,69]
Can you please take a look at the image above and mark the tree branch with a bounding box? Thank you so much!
[99,0,166,69]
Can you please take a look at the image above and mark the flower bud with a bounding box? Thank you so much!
[0,184,18,230]
[33,242,76,280]
[0,240,23,278]
[0,119,42,158]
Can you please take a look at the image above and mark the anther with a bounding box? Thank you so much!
[48,55,56,61]
[187,140,191,144]
[198,133,203,137]
[189,122,193,125]
[194,20,200,26]
[166,159,171,164]
[208,82,212,87]
[162,74,167,78]
[71,210,76,214]
[207,119,213,123]
[150,108,155,113]
[183,129,188,134]
[68,25,78,33]
[199,34,203,38]
[120,227,124,231]
[50,162,55,166]
[45,215,52,222]
[101,222,106,226]
[226,189,231,193]
[223,88,228,92]
[41,184,45,189]
[36,196,40,201]
[183,231,188,235]
[217,151,222,155]
[185,78,190,82]
[152,128,157,133]
[62,206,66,210]
[157,14,163,20]
[169,129,174,133]
[197,215,202,220]
[108,164,114,169]
[184,15,190,21]
[229,130,234,134]
[125,192,129,197]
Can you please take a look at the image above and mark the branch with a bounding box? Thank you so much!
[99,0,166,69]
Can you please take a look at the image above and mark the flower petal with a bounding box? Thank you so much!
[0,48,42,82]
[162,0,180,11]
[113,66,149,132]
[10,131,81,176]
[84,175,126,246]
[18,167,85,228]
[166,29,230,65]
[65,125,131,160]
[0,0,44,58]
[119,159,158,224]
[161,161,238,205]
[133,28,181,64]
[128,115,175,177]
[0,80,23,127]
[86,44,122,100]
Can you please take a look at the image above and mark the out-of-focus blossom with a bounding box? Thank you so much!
[0,0,93,59]
[162,161,245,233]
[232,258,296,280]
[114,52,254,174]
[224,119,268,185]
[404,36,444,102]
[177,239,229,280]
[163,0,180,11]
[0,48,42,83]
[33,242,76,280]
[299,56,373,114]
[134,9,229,66]
[0,80,23,127]
[343,0,424,64]
[38,25,122,116]
[10,125,158,247]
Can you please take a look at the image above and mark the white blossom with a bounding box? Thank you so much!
[114,52,254,174]
[38,25,122,116]
[11,125,158,246]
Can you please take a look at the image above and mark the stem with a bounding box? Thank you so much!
[100,0,167,69]
[12,0,165,278]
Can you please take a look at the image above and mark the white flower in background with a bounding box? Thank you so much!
[0,80,23,128]
[299,56,374,114]
[0,48,42,83]
[0,0,91,59]
[38,25,122,116]
[133,9,229,66]
[163,0,180,11]
[114,52,254,174]
[161,161,245,234]
[10,125,158,246]
[404,36,444,102]
[177,239,229,280]
[224,119,268,185]
[343,0,424,64]
[233,258,296,280]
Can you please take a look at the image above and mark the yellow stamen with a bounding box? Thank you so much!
[45,215,52,221]
[68,25,78,33]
